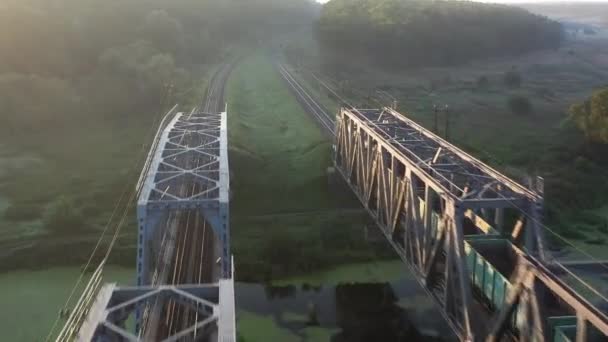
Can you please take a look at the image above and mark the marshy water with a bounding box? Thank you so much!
[0,260,454,341]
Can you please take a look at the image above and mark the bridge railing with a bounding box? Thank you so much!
[55,262,105,342]
[135,104,179,196]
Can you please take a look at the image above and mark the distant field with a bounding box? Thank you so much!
[520,2,608,27]
[226,53,392,281]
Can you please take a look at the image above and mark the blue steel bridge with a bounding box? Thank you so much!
[55,63,235,342]
[55,63,608,342]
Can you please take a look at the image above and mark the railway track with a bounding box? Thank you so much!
[276,63,336,137]
[141,62,234,341]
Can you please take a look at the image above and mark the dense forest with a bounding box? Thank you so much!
[0,0,318,270]
[0,0,316,136]
[317,0,564,67]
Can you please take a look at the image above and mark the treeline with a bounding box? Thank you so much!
[0,0,317,272]
[570,88,608,144]
[0,0,317,135]
[316,0,564,68]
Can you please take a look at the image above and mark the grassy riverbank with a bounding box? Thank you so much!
[0,266,133,341]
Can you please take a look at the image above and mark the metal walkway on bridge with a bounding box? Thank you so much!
[65,108,234,342]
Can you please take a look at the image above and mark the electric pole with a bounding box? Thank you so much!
[444,104,450,141]
[433,105,439,134]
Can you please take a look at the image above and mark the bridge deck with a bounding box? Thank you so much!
[351,108,540,205]
[70,109,233,342]
[75,282,235,342]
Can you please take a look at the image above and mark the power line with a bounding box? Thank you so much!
[45,83,177,341]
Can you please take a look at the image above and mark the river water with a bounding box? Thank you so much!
[0,261,454,341]
[236,278,454,341]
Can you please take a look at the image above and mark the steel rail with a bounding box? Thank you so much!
[164,61,232,338]
[276,63,336,136]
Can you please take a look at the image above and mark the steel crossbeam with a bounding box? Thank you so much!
[137,111,230,286]
[76,281,235,342]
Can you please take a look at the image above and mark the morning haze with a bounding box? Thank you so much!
[1,0,607,341]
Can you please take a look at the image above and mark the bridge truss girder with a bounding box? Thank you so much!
[77,280,235,342]
[137,110,230,286]
[334,107,608,341]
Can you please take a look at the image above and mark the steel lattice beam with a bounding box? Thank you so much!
[333,107,608,341]
[76,280,235,342]
[137,110,230,286]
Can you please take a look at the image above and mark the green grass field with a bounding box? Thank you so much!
[0,266,133,342]
[227,53,391,281]
[228,54,334,214]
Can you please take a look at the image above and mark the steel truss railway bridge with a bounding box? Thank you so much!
[333,106,608,342]
[60,63,608,342]
[57,63,236,342]
[277,64,608,342]
[65,107,235,342]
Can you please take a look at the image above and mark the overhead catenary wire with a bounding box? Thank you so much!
[144,62,234,338]
[277,63,335,136]
[485,186,608,305]
[44,177,131,342]
[46,82,178,342]
[298,64,391,109]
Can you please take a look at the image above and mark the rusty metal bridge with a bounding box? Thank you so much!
[334,106,608,341]
[278,63,608,342]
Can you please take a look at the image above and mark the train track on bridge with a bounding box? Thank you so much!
[54,60,235,342]
[144,62,235,339]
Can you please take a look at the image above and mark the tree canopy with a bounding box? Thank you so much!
[316,0,564,67]
[569,88,608,144]
[0,0,317,135]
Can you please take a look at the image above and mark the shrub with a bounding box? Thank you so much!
[586,237,606,245]
[3,203,41,221]
[583,28,596,35]
[504,70,522,88]
[535,87,555,98]
[560,229,585,240]
[477,75,489,90]
[43,196,85,233]
[507,95,533,115]
[569,87,608,144]
[598,222,608,234]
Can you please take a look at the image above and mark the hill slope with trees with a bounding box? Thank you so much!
[317,0,564,67]
[0,0,318,271]
[570,88,608,144]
